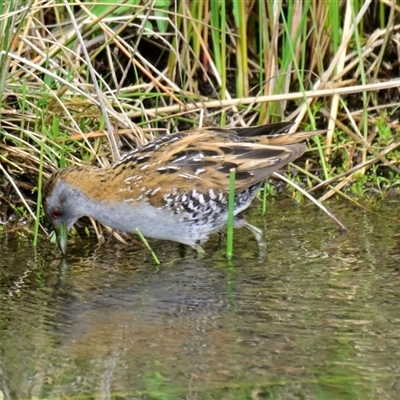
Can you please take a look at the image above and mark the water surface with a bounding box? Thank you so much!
[1,199,400,398]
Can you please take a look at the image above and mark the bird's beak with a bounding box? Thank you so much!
[55,224,68,254]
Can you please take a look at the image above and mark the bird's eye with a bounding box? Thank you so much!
[51,209,62,218]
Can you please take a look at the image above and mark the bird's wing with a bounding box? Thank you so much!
[112,127,310,206]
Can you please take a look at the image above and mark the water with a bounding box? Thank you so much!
[1,199,400,399]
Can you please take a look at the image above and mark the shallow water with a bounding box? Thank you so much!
[1,199,400,399]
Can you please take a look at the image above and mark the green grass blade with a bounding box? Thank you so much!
[136,228,161,265]
[226,168,236,260]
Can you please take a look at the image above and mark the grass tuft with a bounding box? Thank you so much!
[0,1,399,250]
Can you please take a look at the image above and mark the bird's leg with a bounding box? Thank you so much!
[243,221,266,251]
[195,242,206,258]
[234,215,266,256]
[218,231,226,249]
[179,243,187,258]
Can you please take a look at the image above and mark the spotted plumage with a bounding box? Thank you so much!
[43,121,321,254]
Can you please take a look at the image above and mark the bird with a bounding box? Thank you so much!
[43,121,320,255]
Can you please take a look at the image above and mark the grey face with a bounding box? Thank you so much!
[43,179,81,254]
[44,181,77,227]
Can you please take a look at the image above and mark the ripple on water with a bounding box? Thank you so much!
[1,199,400,398]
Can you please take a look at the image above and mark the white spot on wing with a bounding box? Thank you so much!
[179,173,200,180]
[150,187,161,196]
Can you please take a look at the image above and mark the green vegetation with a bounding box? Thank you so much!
[1,1,399,246]
[226,168,236,259]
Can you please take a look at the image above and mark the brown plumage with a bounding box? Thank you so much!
[43,122,320,254]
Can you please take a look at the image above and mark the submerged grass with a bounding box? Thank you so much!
[226,168,236,260]
[1,1,400,254]
[136,228,160,265]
